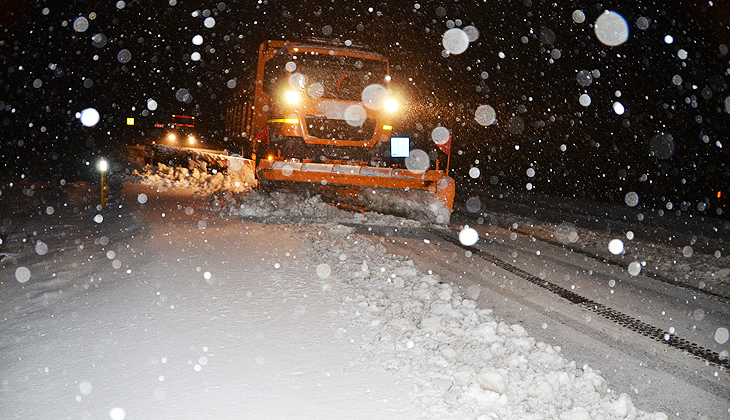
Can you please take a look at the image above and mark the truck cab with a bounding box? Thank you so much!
[252,40,400,164]
[224,40,454,224]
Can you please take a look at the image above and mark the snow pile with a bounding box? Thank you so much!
[127,155,429,226]
[302,223,669,420]
[256,160,453,224]
[219,189,423,227]
[125,145,257,195]
[130,160,255,195]
[351,183,453,225]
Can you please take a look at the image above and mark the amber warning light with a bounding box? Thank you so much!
[719,191,722,199]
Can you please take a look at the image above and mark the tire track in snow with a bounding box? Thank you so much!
[427,227,730,371]
[509,226,730,306]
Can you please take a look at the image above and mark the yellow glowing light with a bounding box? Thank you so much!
[188,136,196,145]
[268,118,300,124]
[267,155,274,160]
[284,90,301,104]
[383,125,393,131]
[167,133,176,142]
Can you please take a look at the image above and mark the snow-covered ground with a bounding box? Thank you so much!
[131,161,730,293]
[2,164,727,419]
[455,191,730,294]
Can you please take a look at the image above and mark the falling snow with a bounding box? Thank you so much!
[1,1,729,418]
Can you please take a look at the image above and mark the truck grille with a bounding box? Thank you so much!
[305,115,376,142]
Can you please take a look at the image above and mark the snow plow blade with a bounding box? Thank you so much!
[257,160,455,224]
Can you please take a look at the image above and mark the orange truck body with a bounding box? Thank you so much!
[231,40,454,223]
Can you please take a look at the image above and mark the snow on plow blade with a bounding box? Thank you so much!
[257,160,455,224]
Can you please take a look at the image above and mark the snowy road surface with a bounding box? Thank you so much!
[1,184,417,419]
[377,222,730,419]
[1,181,727,419]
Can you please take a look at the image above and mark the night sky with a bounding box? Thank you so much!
[2,0,729,218]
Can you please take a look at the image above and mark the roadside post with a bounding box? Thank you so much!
[99,157,107,206]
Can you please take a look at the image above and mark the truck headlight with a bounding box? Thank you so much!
[284,90,301,105]
[188,135,196,145]
[385,97,399,113]
[167,133,176,142]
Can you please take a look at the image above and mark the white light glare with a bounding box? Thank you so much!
[385,97,399,113]
[284,90,301,104]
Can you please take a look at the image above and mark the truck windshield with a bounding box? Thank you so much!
[290,51,389,101]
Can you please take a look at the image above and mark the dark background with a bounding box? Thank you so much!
[2,0,729,218]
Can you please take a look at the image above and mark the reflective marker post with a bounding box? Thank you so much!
[99,157,108,206]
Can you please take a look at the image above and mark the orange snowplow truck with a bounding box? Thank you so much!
[247,40,454,223]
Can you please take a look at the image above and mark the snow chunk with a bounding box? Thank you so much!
[440,346,459,364]
[437,284,452,301]
[452,367,476,387]
[420,316,441,333]
[477,369,507,394]
[612,393,638,418]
